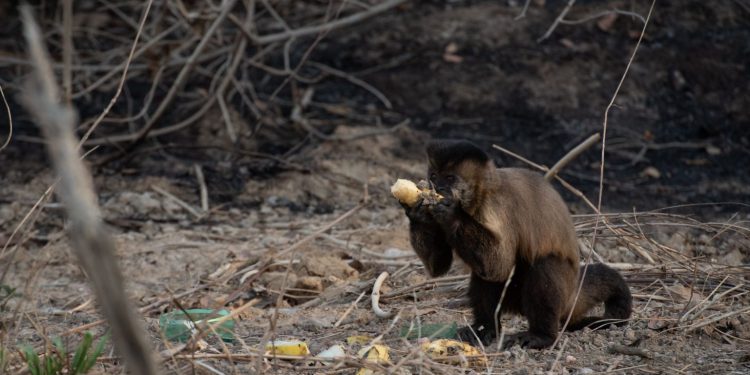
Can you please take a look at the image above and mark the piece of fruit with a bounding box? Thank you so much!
[356,344,390,375]
[391,179,421,206]
[390,179,443,207]
[265,340,310,356]
[346,335,373,345]
[421,339,487,367]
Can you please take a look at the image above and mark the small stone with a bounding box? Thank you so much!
[579,368,594,374]
[625,329,636,341]
[260,272,299,292]
[596,13,618,32]
[719,249,745,266]
[296,276,324,291]
[705,144,721,155]
[565,355,576,363]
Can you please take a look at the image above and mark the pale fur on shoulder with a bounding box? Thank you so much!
[475,168,579,281]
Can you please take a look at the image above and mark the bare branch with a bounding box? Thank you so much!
[538,0,577,42]
[544,133,601,180]
[19,6,159,375]
[0,85,11,152]
[234,0,407,45]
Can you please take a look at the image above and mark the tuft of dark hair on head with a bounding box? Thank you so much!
[426,139,490,168]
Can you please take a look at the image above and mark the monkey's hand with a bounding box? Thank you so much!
[429,197,460,229]
[401,199,434,224]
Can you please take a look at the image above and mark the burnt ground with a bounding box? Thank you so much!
[1,0,750,374]
[320,0,750,211]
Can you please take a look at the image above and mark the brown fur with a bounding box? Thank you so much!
[403,139,632,349]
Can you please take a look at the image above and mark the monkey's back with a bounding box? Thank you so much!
[479,168,579,267]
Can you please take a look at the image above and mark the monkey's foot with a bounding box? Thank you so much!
[501,332,555,350]
[457,325,495,347]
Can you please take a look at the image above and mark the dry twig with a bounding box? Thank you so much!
[18,5,158,374]
[194,164,209,212]
[0,84,11,152]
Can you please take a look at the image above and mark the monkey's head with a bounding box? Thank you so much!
[426,139,494,208]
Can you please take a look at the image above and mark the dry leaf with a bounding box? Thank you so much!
[666,284,703,305]
[444,42,459,54]
[597,13,618,32]
[647,315,668,330]
[443,54,463,64]
[643,129,654,141]
[560,38,576,49]
[443,42,463,63]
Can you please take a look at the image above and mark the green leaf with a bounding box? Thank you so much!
[82,333,109,372]
[21,346,41,375]
[71,332,93,373]
[44,355,56,375]
[52,337,66,361]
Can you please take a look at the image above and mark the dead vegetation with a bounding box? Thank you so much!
[1,0,749,374]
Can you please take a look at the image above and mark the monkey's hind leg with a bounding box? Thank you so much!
[566,263,632,331]
[503,256,574,349]
[457,273,503,346]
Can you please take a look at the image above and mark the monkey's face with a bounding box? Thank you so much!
[426,139,492,209]
[428,164,475,206]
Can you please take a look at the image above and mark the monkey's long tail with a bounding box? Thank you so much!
[565,263,632,331]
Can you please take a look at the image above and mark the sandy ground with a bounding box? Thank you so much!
[2,127,749,374]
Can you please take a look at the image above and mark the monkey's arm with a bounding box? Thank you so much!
[403,201,453,277]
[432,202,514,281]
[409,221,453,277]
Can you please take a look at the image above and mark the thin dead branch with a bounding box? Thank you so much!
[544,133,601,180]
[106,0,239,161]
[236,0,407,45]
[194,164,209,212]
[538,0,577,42]
[0,84,11,152]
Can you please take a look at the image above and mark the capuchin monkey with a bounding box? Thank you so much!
[401,139,632,349]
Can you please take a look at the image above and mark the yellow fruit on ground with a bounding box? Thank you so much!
[421,339,487,367]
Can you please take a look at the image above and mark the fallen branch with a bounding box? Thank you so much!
[544,133,600,180]
[152,185,202,219]
[334,291,367,327]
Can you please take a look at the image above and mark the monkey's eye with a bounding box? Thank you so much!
[430,173,437,181]
[446,175,456,183]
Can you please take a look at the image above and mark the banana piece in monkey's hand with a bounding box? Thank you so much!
[390,179,443,207]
